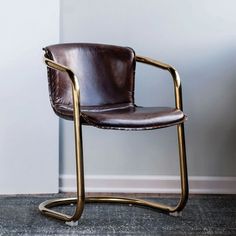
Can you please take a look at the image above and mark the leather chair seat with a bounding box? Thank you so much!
[56,104,186,130]
[83,105,186,130]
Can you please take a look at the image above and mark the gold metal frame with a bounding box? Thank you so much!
[39,56,188,225]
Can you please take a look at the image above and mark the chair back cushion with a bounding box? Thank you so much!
[44,43,136,117]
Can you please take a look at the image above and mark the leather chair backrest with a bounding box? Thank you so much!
[44,43,136,114]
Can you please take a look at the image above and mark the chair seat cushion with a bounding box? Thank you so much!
[81,105,186,130]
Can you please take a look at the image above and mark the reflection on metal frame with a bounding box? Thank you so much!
[39,56,188,224]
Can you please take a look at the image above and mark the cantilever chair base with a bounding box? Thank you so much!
[39,122,188,224]
[39,194,185,225]
[40,44,189,224]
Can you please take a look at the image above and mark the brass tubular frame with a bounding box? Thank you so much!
[39,56,188,224]
[39,58,85,222]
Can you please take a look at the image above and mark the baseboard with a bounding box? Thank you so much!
[59,175,236,194]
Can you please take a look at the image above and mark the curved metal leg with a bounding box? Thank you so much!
[39,123,188,223]
[170,123,189,213]
[39,85,85,223]
[39,115,85,222]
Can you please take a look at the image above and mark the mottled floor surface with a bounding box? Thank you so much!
[0,194,235,235]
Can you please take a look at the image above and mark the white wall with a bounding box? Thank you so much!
[0,0,59,194]
[60,0,236,192]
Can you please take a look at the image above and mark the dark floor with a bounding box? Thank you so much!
[0,194,235,235]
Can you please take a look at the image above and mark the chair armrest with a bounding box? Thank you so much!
[44,57,81,121]
[136,55,183,110]
[44,57,80,93]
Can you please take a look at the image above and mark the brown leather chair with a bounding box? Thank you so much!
[39,43,188,225]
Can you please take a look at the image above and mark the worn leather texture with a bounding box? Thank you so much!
[44,43,186,130]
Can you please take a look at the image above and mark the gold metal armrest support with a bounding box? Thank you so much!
[40,56,188,224]
[136,55,183,110]
[40,58,85,222]
[135,55,188,214]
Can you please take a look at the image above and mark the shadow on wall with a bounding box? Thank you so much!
[184,45,236,176]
